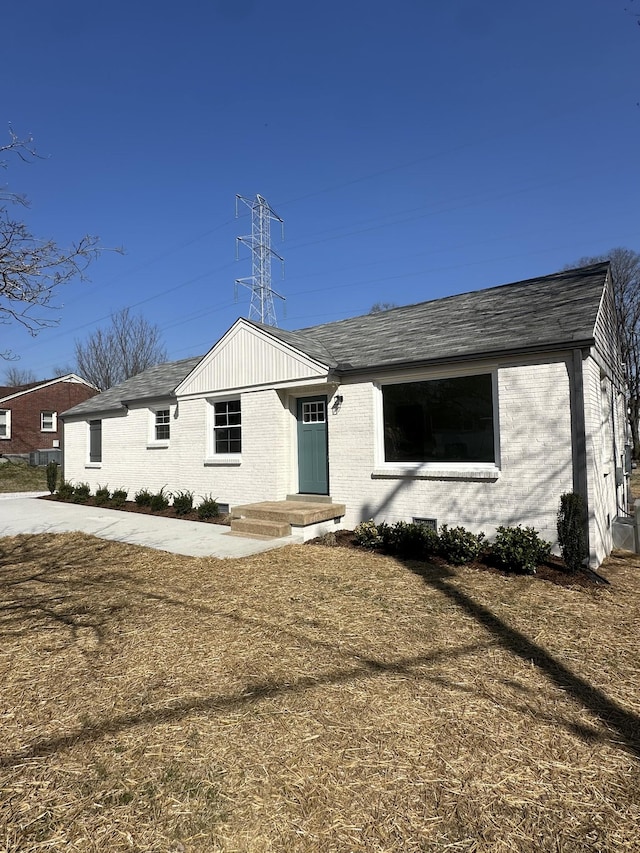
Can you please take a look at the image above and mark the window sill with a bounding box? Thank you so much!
[372,465,500,481]
[204,455,241,466]
[85,463,102,469]
[146,441,170,449]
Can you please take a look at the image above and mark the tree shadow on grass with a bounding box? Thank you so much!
[401,558,640,759]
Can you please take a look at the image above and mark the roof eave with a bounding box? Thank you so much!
[335,338,596,376]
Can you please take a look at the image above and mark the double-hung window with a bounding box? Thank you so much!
[214,400,241,454]
[155,408,171,441]
[382,374,495,464]
[0,410,10,439]
[41,411,57,432]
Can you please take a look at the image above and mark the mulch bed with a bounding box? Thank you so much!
[307,529,608,590]
[39,494,231,526]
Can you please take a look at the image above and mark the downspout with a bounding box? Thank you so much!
[570,348,591,560]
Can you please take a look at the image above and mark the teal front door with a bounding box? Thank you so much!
[297,396,329,495]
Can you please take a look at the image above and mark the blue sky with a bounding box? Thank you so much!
[3,0,639,379]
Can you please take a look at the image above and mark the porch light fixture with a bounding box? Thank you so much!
[332,394,344,413]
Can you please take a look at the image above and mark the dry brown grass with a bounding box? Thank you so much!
[1,533,639,852]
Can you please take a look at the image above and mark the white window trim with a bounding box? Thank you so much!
[147,405,172,449]
[41,411,57,432]
[204,396,242,465]
[0,409,11,440]
[373,371,501,480]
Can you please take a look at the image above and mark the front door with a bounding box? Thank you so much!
[297,396,329,495]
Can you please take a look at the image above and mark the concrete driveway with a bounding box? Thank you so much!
[0,493,298,558]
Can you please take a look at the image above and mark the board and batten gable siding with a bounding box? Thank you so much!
[176,321,330,398]
[327,354,575,547]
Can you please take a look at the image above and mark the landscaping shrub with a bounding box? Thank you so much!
[150,487,170,512]
[378,521,439,559]
[57,479,74,500]
[111,488,128,508]
[490,525,551,575]
[557,492,588,572]
[438,524,485,565]
[172,490,194,516]
[72,482,91,504]
[45,460,58,494]
[94,485,111,506]
[197,494,220,520]
[354,519,383,548]
[134,488,153,507]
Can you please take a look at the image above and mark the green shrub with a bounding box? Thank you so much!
[172,490,194,516]
[354,519,383,548]
[379,521,439,559]
[111,488,128,508]
[197,494,220,520]
[438,524,485,565]
[557,492,587,572]
[72,482,91,504]
[134,488,153,507]
[94,485,111,506]
[45,460,59,494]
[150,487,170,512]
[491,525,551,575]
[57,479,74,500]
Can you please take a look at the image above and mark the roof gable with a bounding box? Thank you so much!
[0,374,97,405]
[176,319,332,397]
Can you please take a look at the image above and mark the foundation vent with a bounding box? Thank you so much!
[413,517,437,531]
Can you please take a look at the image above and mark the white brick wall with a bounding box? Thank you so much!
[328,357,574,547]
[62,349,626,566]
[63,389,291,508]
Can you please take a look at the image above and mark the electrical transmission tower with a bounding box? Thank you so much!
[235,194,285,326]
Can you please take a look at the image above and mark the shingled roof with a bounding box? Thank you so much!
[62,263,609,418]
[257,261,610,372]
[61,357,202,418]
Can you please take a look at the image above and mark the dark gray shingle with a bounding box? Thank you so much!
[61,356,202,418]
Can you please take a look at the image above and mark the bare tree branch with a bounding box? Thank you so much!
[74,308,167,390]
[1,126,121,359]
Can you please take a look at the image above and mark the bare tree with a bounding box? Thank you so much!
[1,126,114,360]
[3,366,37,386]
[369,301,399,314]
[74,308,168,390]
[568,248,640,456]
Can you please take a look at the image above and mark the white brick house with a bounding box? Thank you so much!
[61,262,628,567]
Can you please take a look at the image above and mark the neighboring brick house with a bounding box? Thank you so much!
[62,263,629,567]
[0,375,98,455]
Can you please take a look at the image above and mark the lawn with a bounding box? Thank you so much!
[0,534,638,852]
[0,459,48,493]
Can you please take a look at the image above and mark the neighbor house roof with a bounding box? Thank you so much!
[251,262,610,373]
[0,374,97,405]
[61,263,610,418]
[60,357,202,418]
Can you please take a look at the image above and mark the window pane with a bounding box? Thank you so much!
[383,375,494,463]
[213,400,241,454]
[155,409,170,440]
[89,419,102,463]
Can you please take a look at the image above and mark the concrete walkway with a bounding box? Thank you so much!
[0,494,299,558]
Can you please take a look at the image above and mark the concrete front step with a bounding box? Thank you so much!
[231,500,346,527]
[230,499,346,539]
[230,517,292,538]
